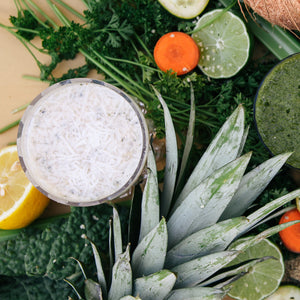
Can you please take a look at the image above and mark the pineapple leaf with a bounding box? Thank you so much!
[176,83,196,190]
[84,279,103,300]
[165,217,249,268]
[153,86,178,217]
[173,104,245,211]
[112,206,123,261]
[133,269,176,300]
[200,255,275,287]
[108,245,132,300]
[139,148,160,243]
[165,286,225,300]
[220,152,293,220]
[242,189,300,233]
[233,220,300,252]
[171,250,239,288]
[167,152,252,248]
[86,238,107,297]
[132,217,168,278]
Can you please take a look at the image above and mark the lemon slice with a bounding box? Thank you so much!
[226,238,284,300]
[192,9,250,78]
[0,145,49,229]
[158,0,209,19]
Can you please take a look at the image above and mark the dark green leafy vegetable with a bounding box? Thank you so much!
[0,204,129,280]
[0,275,75,299]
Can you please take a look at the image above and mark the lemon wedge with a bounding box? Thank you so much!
[0,145,49,229]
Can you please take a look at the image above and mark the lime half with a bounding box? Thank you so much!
[226,238,284,300]
[158,0,209,19]
[192,9,250,78]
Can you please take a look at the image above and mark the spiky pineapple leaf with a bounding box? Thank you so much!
[220,152,292,220]
[132,217,168,278]
[165,286,225,300]
[112,206,123,261]
[174,104,245,211]
[87,238,107,297]
[84,279,103,300]
[176,84,196,189]
[133,269,176,300]
[108,245,132,300]
[139,149,160,243]
[165,216,249,268]
[201,256,274,287]
[153,87,178,217]
[171,250,239,288]
[241,189,300,234]
[167,153,252,248]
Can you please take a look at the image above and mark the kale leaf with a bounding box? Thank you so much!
[0,204,129,280]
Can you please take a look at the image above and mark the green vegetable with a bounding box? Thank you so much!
[0,204,129,280]
[0,275,75,299]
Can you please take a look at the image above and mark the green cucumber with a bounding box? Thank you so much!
[265,285,300,299]
[157,0,209,19]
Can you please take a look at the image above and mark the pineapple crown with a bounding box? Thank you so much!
[66,87,300,300]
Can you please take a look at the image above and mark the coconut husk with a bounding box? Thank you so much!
[242,0,300,31]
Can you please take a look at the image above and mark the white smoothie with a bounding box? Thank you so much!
[17,79,148,205]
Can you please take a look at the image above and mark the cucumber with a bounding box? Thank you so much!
[157,0,209,19]
[265,285,300,299]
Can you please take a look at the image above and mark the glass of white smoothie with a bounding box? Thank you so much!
[17,78,149,206]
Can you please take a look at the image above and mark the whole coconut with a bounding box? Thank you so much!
[243,0,300,31]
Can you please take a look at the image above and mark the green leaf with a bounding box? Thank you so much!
[165,217,249,268]
[85,279,103,300]
[87,238,107,297]
[171,250,239,288]
[173,104,245,211]
[165,286,225,300]
[153,87,178,217]
[167,153,251,248]
[139,149,160,243]
[133,270,176,300]
[242,189,300,233]
[108,245,132,300]
[112,206,123,261]
[176,84,196,189]
[132,218,168,278]
[220,152,292,220]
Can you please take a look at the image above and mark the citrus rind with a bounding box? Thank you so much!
[226,238,284,300]
[0,145,49,230]
[192,9,250,78]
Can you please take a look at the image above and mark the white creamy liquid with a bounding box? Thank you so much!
[18,81,147,204]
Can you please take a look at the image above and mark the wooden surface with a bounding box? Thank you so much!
[0,1,101,148]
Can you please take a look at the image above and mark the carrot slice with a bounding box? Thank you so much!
[154,32,200,76]
[279,208,300,253]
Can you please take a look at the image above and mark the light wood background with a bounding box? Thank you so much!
[0,1,102,148]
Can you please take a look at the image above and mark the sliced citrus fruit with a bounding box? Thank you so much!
[226,238,284,300]
[0,145,49,229]
[192,9,250,78]
[158,0,210,19]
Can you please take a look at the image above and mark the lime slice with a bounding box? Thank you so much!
[192,9,250,78]
[226,238,284,300]
[265,285,300,299]
[158,0,209,19]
